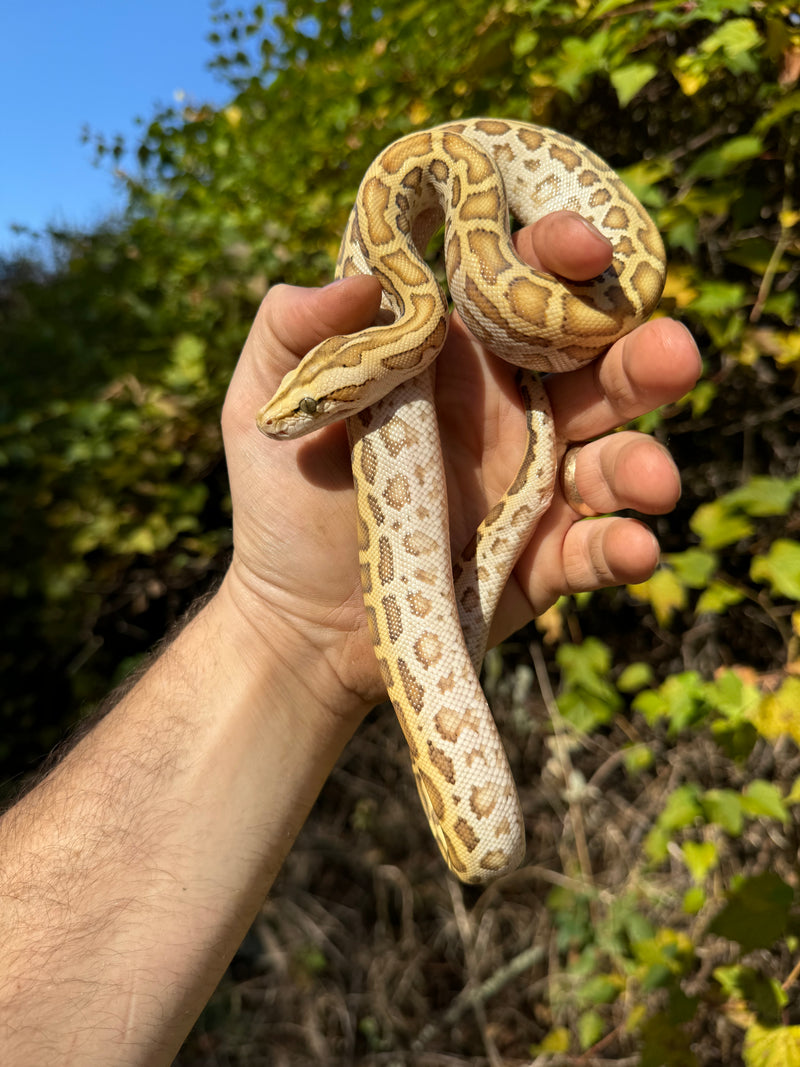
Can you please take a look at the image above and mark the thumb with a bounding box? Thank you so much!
[224,274,382,436]
[256,275,383,377]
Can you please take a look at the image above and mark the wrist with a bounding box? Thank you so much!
[211,560,378,730]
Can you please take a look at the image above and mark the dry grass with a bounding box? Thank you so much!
[173,624,800,1066]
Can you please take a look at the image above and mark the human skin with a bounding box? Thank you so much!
[0,213,700,1065]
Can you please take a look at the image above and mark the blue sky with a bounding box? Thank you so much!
[0,1,231,259]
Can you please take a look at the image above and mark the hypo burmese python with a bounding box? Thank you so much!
[257,118,666,883]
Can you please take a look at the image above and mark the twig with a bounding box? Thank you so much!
[530,641,594,889]
[782,955,800,993]
[441,878,503,1067]
[751,125,797,323]
[413,932,546,1051]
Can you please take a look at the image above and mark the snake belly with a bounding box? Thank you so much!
[256,118,666,883]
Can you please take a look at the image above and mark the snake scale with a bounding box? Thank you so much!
[257,118,666,883]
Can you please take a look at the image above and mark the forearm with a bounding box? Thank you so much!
[0,574,363,1066]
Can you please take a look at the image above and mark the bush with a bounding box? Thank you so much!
[3,0,800,1061]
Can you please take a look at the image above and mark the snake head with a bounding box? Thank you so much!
[255,334,355,439]
[255,328,402,439]
[256,391,328,439]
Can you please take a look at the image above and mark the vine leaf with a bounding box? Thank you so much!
[709,872,793,952]
[744,1023,800,1067]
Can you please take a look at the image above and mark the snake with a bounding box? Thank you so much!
[256,118,666,884]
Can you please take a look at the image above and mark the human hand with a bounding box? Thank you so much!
[220,212,700,719]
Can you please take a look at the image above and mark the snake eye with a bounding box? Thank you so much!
[298,396,318,415]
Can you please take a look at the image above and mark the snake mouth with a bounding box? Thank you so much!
[256,417,288,439]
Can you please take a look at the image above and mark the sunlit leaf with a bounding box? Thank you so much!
[578,1009,605,1050]
[751,540,800,601]
[696,579,745,614]
[657,784,703,832]
[744,1023,800,1067]
[690,500,754,550]
[617,661,654,692]
[725,476,800,517]
[633,673,706,732]
[755,677,800,745]
[610,62,659,106]
[628,567,687,626]
[681,840,718,882]
[741,779,788,823]
[666,547,718,589]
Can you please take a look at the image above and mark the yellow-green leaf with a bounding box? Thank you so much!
[628,567,687,625]
[751,540,800,601]
[690,499,754,549]
[741,780,788,823]
[744,1023,800,1067]
[610,62,658,106]
[666,547,718,588]
[696,579,745,614]
[533,1026,571,1054]
[755,678,800,745]
[681,840,718,883]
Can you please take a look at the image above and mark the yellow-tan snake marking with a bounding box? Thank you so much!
[257,118,666,883]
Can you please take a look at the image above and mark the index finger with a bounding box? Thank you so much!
[547,318,702,445]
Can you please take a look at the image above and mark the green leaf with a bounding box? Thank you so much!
[741,780,788,823]
[681,840,718,883]
[751,540,800,601]
[644,825,670,864]
[725,476,800,517]
[632,672,706,732]
[512,29,539,58]
[666,547,718,589]
[556,636,612,679]
[702,789,745,836]
[701,18,761,71]
[163,333,208,391]
[696,579,745,614]
[555,638,622,731]
[688,279,749,315]
[657,784,703,832]
[617,661,654,693]
[704,669,761,721]
[716,966,788,1027]
[577,974,620,1007]
[623,744,654,776]
[786,775,800,805]
[687,135,763,180]
[557,687,618,732]
[578,1009,605,1051]
[756,90,800,134]
[690,499,754,549]
[610,62,658,107]
[727,239,793,275]
[683,886,706,914]
[554,32,610,97]
[640,1013,698,1067]
[710,872,793,952]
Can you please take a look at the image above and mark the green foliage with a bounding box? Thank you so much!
[3,0,800,1061]
[536,634,800,1061]
[710,872,794,952]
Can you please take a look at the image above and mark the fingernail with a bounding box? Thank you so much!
[579,216,613,248]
